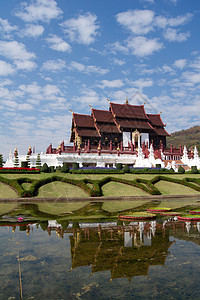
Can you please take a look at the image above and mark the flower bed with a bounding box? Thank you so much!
[189,210,200,214]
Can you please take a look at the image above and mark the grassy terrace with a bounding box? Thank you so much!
[0,173,200,199]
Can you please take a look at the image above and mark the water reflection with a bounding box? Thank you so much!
[1,219,200,299]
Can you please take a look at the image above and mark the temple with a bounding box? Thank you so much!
[4,97,200,170]
[69,100,170,151]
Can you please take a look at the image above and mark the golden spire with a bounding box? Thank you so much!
[106,98,111,103]
[88,104,93,110]
[126,97,129,104]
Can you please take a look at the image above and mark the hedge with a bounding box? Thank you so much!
[0,174,200,198]
[0,167,40,174]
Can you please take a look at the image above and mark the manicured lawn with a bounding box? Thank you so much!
[157,198,200,209]
[101,182,148,197]
[37,202,90,215]
[154,181,200,195]
[0,203,18,215]
[0,182,18,198]
[102,200,151,213]
[36,181,88,198]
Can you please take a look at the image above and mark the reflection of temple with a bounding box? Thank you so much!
[69,222,173,280]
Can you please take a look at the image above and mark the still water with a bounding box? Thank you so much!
[1,217,200,300]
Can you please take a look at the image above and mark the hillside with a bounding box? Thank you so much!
[166,125,200,151]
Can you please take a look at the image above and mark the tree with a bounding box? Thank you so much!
[41,163,49,173]
[178,166,185,174]
[35,153,41,169]
[61,163,69,173]
[0,154,4,167]
[14,149,19,167]
[26,153,30,168]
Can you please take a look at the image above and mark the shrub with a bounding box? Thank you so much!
[116,163,122,170]
[21,161,28,168]
[72,162,79,170]
[35,154,41,169]
[50,166,55,173]
[156,164,161,168]
[178,166,185,173]
[0,154,4,167]
[56,166,62,171]
[41,163,50,173]
[191,166,199,174]
[122,164,130,173]
[61,163,69,173]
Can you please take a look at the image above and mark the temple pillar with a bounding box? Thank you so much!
[170,144,173,153]
[180,145,182,154]
[87,139,90,151]
[120,141,123,152]
[84,141,87,152]
[73,141,76,152]
[131,141,134,152]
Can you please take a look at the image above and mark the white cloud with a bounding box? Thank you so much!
[14,60,37,71]
[60,13,99,45]
[182,71,200,86]
[20,24,44,38]
[46,34,71,52]
[116,9,154,35]
[74,88,100,105]
[0,40,35,61]
[127,36,163,57]
[0,60,15,76]
[112,58,125,66]
[18,103,34,111]
[41,59,66,72]
[174,59,187,69]
[15,0,62,23]
[0,18,17,37]
[132,78,153,90]
[164,28,190,42]
[155,13,192,28]
[68,61,109,75]
[99,79,124,89]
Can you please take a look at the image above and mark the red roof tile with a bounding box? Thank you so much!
[74,114,94,128]
[97,123,121,133]
[115,118,153,130]
[76,128,100,137]
[147,114,165,127]
[153,127,170,136]
[110,103,148,120]
[92,109,114,123]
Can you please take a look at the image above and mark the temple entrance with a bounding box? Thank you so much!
[132,129,141,149]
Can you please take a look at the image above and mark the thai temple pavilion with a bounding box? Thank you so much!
[70,99,169,151]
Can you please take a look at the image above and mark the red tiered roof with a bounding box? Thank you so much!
[115,119,153,130]
[110,103,148,120]
[153,127,170,136]
[147,114,165,127]
[92,109,114,123]
[73,114,94,128]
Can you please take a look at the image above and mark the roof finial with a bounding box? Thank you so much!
[65,105,73,114]
[144,101,146,105]
[126,97,129,104]
[88,104,93,110]
[159,111,162,114]
[106,98,111,103]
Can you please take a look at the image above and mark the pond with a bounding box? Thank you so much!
[0,208,200,299]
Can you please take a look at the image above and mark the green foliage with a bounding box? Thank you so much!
[14,154,19,167]
[72,162,79,170]
[166,125,200,152]
[191,166,199,174]
[49,166,55,173]
[56,166,62,171]
[0,154,4,167]
[61,163,69,173]
[26,154,30,167]
[35,153,41,169]
[41,163,50,173]
[122,164,130,173]
[116,163,122,170]
[178,166,185,173]
[21,161,28,168]
[156,164,161,168]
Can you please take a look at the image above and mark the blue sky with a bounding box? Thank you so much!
[0,0,200,158]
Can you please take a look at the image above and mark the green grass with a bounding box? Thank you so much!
[36,181,88,198]
[154,180,200,195]
[157,199,200,210]
[37,202,90,215]
[0,203,18,215]
[102,200,151,213]
[0,182,18,198]
[101,182,148,197]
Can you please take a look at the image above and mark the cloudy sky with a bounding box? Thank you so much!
[0,0,200,158]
